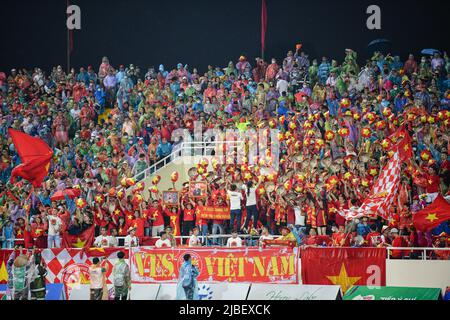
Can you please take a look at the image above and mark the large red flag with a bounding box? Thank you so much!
[261,0,268,53]
[9,129,53,188]
[301,247,386,294]
[62,226,95,249]
[413,195,450,232]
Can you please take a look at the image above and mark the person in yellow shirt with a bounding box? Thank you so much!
[277,226,300,246]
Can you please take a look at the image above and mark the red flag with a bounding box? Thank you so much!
[301,247,386,294]
[62,226,95,249]
[261,0,268,53]
[8,129,53,188]
[413,195,450,232]
[389,127,412,163]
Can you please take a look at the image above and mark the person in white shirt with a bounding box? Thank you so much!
[188,227,202,247]
[259,227,274,246]
[276,77,289,96]
[89,257,106,300]
[227,184,243,233]
[124,227,138,247]
[242,181,259,232]
[292,201,306,235]
[47,210,63,248]
[155,231,173,248]
[108,228,118,247]
[226,231,243,247]
[94,227,111,248]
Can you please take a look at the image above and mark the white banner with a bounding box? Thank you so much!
[247,284,341,300]
[156,282,250,300]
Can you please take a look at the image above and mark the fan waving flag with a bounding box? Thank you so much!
[8,128,53,188]
[340,152,401,220]
[413,195,450,232]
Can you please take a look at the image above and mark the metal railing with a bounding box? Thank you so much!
[129,140,245,183]
[385,247,450,260]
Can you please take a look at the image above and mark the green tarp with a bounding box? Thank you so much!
[344,286,442,300]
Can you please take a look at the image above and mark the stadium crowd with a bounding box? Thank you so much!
[0,46,449,259]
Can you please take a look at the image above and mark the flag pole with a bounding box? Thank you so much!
[261,0,267,61]
[66,0,71,74]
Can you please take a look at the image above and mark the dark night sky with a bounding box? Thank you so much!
[0,0,449,74]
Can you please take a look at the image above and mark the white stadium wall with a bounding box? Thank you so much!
[385,260,450,293]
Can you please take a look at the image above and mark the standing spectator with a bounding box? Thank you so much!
[46,209,62,248]
[242,181,259,232]
[29,252,47,301]
[112,251,131,301]
[89,257,106,300]
[227,184,243,233]
[176,254,199,301]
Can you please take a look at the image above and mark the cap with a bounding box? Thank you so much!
[390,228,399,233]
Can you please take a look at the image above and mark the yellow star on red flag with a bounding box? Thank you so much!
[425,213,438,223]
[326,264,361,293]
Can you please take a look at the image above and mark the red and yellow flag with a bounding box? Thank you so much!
[413,195,450,232]
[9,129,53,187]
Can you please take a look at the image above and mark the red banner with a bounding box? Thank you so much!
[301,247,386,294]
[130,247,299,284]
[199,206,230,220]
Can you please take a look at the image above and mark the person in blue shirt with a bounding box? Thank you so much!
[1,220,15,248]
[94,86,106,108]
[318,57,331,85]
[156,138,173,159]
[76,67,90,86]
[115,65,126,84]
[356,217,371,237]
[192,98,204,113]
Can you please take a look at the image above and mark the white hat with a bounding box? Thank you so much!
[390,228,399,233]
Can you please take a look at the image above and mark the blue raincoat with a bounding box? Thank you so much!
[176,261,199,300]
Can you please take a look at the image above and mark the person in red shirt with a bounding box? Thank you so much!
[194,199,209,239]
[366,224,381,247]
[181,200,195,239]
[390,228,407,259]
[331,225,349,247]
[114,216,128,237]
[163,204,181,237]
[150,199,165,237]
[29,215,48,248]
[132,209,146,239]
[424,166,440,197]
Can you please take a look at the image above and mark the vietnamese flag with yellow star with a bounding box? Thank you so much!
[8,128,53,188]
[413,195,450,232]
[301,247,386,294]
[62,226,95,249]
